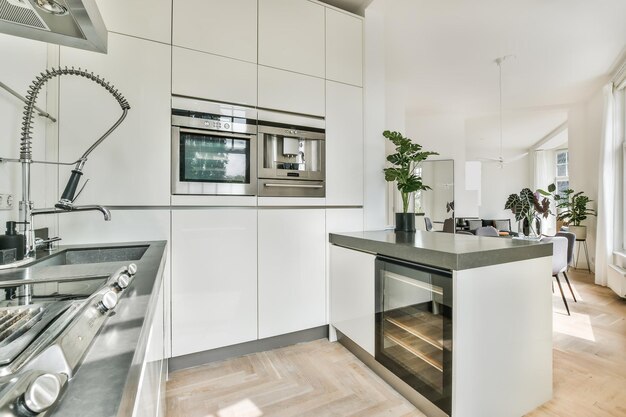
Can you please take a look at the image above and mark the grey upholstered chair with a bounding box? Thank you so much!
[467,219,482,232]
[494,219,512,232]
[475,226,499,237]
[424,217,433,231]
[542,236,571,315]
[555,231,577,303]
[456,231,474,235]
[442,218,455,233]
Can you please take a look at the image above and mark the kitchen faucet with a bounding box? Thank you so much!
[10,67,130,260]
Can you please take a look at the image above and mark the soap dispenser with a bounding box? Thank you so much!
[0,222,25,261]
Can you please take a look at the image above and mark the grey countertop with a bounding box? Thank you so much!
[0,240,167,417]
[330,230,552,270]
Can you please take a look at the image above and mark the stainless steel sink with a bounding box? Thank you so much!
[32,245,148,268]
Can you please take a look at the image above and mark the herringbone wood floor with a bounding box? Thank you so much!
[166,270,626,417]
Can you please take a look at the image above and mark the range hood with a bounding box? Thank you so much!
[0,0,107,53]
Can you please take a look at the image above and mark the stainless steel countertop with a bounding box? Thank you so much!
[329,230,552,270]
[0,240,167,417]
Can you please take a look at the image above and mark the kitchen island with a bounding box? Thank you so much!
[329,230,553,417]
[0,240,167,417]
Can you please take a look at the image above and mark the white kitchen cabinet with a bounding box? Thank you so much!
[329,244,375,355]
[258,209,326,338]
[326,9,363,86]
[258,66,324,116]
[173,0,257,63]
[172,46,257,106]
[325,81,363,205]
[59,33,171,206]
[171,209,257,357]
[95,0,171,44]
[258,0,325,77]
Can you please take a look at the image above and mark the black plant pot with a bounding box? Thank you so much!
[395,213,416,233]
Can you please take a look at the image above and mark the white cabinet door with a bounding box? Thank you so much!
[95,0,171,44]
[258,66,324,116]
[59,33,171,206]
[258,209,326,338]
[326,9,363,86]
[171,209,257,357]
[172,47,257,106]
[173,0,257,63]
[325,81,363,205]
[329,245,375,356]
[258,0,325,77]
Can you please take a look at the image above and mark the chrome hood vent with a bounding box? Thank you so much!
[0,0,107,53]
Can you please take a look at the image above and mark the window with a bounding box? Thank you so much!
[555,149,569,196]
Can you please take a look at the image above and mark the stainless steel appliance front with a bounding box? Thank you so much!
[257,110,325,197]
[172,97,258,196]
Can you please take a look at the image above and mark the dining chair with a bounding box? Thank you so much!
[555,231,577,302]
[475,226,499,237]
[424,217,433,231]
[442,218,455,233]
[467,219,483,233]
[542,236,571,315]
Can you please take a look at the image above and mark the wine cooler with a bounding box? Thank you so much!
[375,256,453,416]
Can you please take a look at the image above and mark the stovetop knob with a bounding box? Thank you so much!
[115,273,130,290]
[98,290,118,313]
[21,373,63,414]
[127,263,137,276]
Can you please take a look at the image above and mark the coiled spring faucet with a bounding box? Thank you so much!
[18,66,131,259]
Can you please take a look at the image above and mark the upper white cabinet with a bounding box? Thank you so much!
[258,0,325,78]
[172,0,257,63]
[95,0,171,44]
[258,209,326,338]
[59,33,171,206]
[326,9,363,86]
[325,81,363,205]
[258,66,324,116]
[171,209,258,357]
[172,46,257,106]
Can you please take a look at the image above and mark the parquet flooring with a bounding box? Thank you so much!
[166,269,626,417]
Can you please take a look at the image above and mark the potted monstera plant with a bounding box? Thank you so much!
[504,188,552,236]
[383,130,438,232]
[538,185,596,239]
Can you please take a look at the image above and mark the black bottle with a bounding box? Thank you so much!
[0,221,25,261]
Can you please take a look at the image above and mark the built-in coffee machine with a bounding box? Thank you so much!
[257,111,325,197]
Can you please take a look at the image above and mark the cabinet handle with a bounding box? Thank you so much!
[264,183,324,189]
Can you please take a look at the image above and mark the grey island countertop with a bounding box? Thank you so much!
[330,230,552,270]
[0,240,167,417]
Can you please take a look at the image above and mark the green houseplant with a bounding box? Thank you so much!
[504,188,552,236]
[382,130,438,232]
[538,185,596,239]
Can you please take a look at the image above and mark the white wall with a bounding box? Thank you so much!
[567,88,604,271]
[479,156,531,232]
[363,0,388,229]
[0,35,52,234]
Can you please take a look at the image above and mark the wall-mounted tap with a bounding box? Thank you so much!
[14,66,130,260]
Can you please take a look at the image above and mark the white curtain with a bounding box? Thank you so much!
[595,84,621,286]
[533,150,556,235]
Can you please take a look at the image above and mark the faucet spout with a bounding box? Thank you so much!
[32,205,112,221]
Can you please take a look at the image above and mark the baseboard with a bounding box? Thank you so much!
[168,325,329,373]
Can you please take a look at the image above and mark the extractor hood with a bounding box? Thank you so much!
[0,0,107,53]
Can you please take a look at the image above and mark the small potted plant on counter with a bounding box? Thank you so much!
[504,188,552,237]
[382,130,438,232]
[538,185,596,239]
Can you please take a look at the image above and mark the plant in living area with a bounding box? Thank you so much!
[537,184,596,239]
[504,188,552,236]
[382,130,438,232]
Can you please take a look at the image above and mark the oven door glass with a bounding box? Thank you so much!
[180,131,251,184]
[375,257,452,415]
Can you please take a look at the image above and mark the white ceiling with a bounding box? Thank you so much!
[377,0,626,153]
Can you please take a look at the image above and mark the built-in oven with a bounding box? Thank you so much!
[171,97,257,196]
[375,256,453,416]
[257,110,325,197]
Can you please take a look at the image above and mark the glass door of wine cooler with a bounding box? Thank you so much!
[375,257,453,415]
